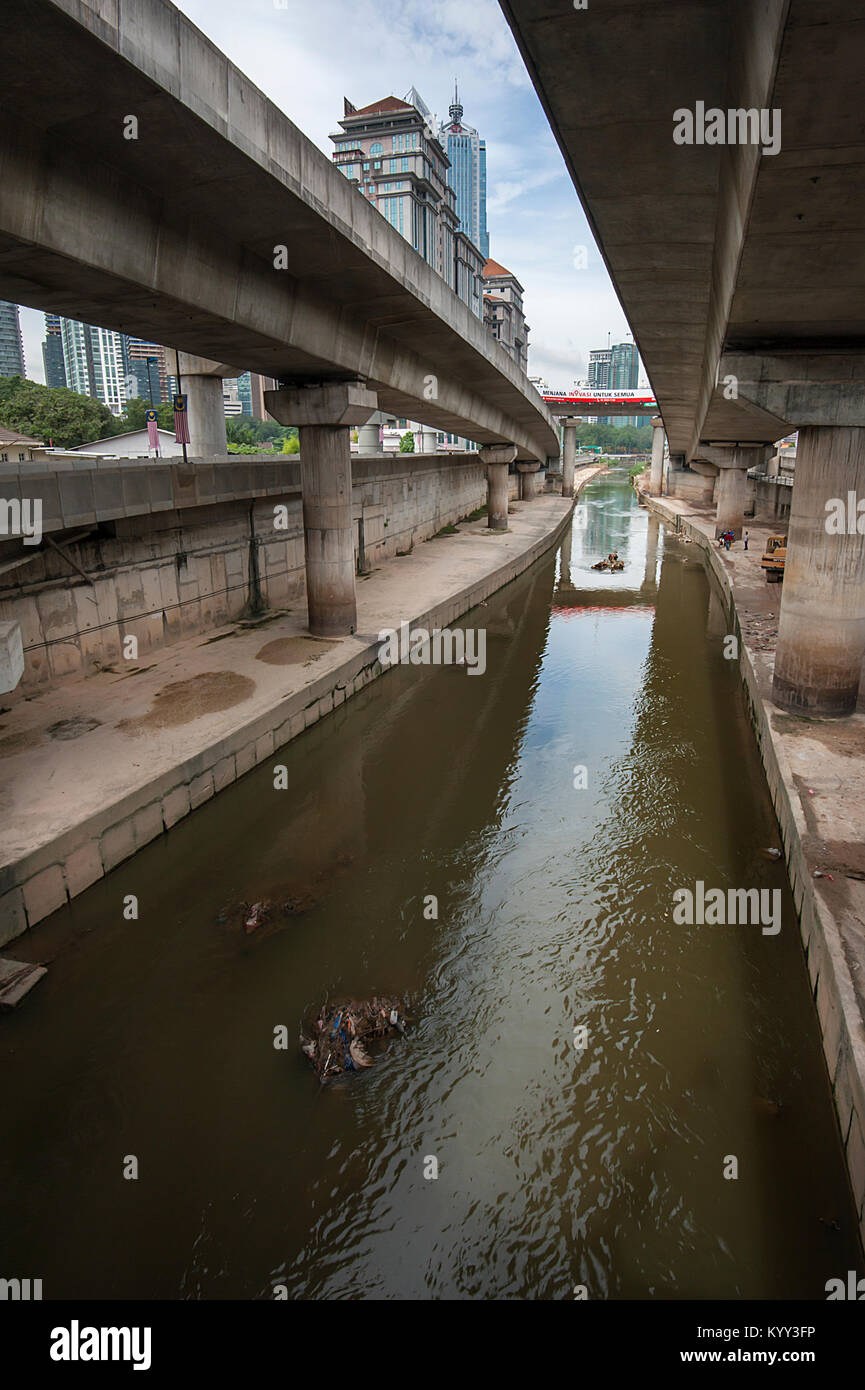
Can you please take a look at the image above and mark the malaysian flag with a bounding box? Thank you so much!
[173,393,190,445]
[145,408,160,451]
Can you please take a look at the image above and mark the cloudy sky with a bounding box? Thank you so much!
[20,0,641,389]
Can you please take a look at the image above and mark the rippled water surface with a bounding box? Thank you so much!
[1,465,859,1299]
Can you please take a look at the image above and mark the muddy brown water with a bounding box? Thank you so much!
[0,466,860,1299]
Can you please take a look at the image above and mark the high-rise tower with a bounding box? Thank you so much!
[0,301,25,378]
[42,313,67,388]
[439,83,489,259]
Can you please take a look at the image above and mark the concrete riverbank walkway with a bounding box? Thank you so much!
[0,471,602,947]
[642,484,865,1248]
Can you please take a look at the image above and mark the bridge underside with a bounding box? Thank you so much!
[0,0,557,462]
[500,0,865,456]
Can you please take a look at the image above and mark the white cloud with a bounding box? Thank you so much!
[18,0,634,391]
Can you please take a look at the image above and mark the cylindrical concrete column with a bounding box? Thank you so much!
[649,416,665,495]
[487,464,510,529]
[714,461,750,539]
[517,463,540,500]
[773,426,865,716]
[185,374,227,456]
[356,422,382,453]
[415,426,438,454]
[298,425,357,637]
[561,417,579,496]
[263,380,377,637]
[479,444,517,530]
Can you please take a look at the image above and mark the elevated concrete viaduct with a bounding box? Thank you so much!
[501,0,865,716]
[0,0,559,632]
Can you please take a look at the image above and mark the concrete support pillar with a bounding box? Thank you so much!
[773,426,865,716]
[480,444,517,531]
[561,417,580,497]
[357,422,382,453]
[264,380,377,636]
[415,426,438,454]
[517,461,540,500]
[649,416,665,495]
[177,352,243,457]
[715,463,750,539]
[185,374,227,455]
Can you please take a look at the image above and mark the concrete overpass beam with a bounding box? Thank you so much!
[264,381,377,636]
[649,417,665,496]
[772,426,865,717]
[561,417,581,497]
[480,444,517,531]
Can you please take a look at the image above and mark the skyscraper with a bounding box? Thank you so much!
[0,301,25,378]
[332,92,459,284]
[58,318,128,414]
[439,84,489,260]
[331,91,485,322]
[124,337,170,404]
[42,313,67,389]
[588,340,639,424]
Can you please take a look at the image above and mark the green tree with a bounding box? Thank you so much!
[399,430,415,453]
[225,416,295,448]
[281,435,300,454]
[0,377,116,448]
[119,395,176,433]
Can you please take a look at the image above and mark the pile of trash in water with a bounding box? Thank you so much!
[591,551,625,572]
[299,997,409,1082]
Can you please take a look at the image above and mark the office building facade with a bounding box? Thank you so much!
[0,301,25,378]
[331,92,484,319]
[439,85,489,260]
[42,313,67,388]
[58,318,127,414]
[482,259,529,373]
[588,340,640,424]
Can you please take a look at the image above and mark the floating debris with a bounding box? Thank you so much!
[244,901,270,933]
[241,893,318,934]
[760,847,782,860]
[591,551,624,572]
[0,958,47,1009]
[299,997,409,1082]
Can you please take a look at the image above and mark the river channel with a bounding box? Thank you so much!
[1,463,859,1298]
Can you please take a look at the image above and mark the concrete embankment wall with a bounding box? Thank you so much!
[0,452,501,696]
[645,493,865,1255]
[0,484,586,949]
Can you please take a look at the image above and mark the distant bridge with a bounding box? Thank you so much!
[543,391,658,416]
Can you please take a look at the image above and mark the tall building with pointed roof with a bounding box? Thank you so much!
[332,94,454,283]
[439,83,489,260]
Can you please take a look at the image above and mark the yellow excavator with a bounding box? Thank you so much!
[761,534,787,582]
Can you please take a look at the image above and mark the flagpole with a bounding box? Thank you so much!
[174,349,188,465]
